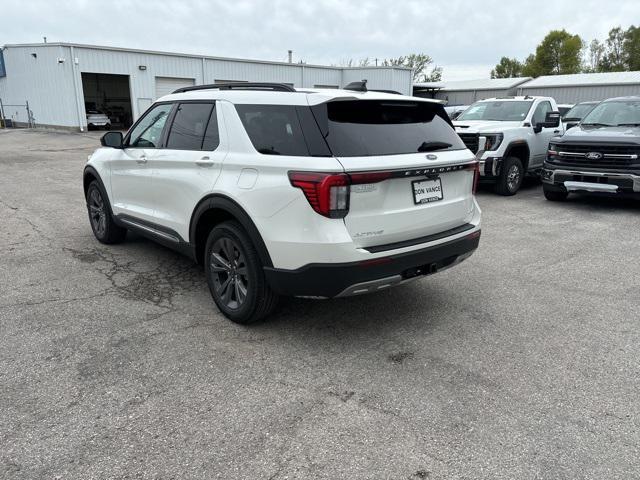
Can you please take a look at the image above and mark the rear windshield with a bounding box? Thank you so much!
[314,100,465,157]
[235,100,464,157]
[457,101,533,122]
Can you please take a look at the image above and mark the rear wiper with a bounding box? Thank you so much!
[616,123,640,127]
[581,122,613,127]
[417,141,452,152]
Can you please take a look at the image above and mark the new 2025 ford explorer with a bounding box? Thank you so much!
[83,82,481,324]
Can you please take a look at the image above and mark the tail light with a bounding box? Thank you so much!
[289,172,350,218]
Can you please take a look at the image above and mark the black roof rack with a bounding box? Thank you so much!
[172,82,296,94]
[344,79,368,92]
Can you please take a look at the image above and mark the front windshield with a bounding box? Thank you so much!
[457,101,533,122]
[582,100,640,126]
[565,103,597,120]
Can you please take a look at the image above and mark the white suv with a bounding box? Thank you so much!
[84,82,482,323]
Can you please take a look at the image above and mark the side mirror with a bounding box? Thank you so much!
[100,131,123,148]
[534,111,561,133]
[544,111,561,128]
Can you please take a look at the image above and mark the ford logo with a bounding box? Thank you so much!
[426,154,438,160]
[585,152,603,160]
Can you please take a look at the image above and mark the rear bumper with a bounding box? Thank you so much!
[542,164,640,195]
[263,230,481,298]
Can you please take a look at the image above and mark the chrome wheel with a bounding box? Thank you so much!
[506,164,521,192]
[88,187,106,237]
[210,237,248,310]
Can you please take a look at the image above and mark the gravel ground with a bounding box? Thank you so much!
[1,128,639,479]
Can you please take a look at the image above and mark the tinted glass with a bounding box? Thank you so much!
[457,101,533,122]
[235,104,312,156]
[564,103,597,120]
[313,100,465,157]
[532,101,552,125]
[582,100,640,126]
[128,103,172,148]
[166,103,214,150]
[202,106,220,151]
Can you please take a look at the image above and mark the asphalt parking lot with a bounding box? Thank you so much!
[1,128,639,479]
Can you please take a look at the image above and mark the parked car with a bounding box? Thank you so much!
[83,82,482,324]
[86,110,111,130]
[453,96,563,195]
[562,101,599,131]
[542,96,640,201]
[444,105,469,120]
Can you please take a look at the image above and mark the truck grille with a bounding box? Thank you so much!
[556,143,640,169]
[458,133,479,153]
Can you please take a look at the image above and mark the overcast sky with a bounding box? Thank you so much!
[2,0,638,80]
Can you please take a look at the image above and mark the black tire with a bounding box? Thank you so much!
[86,180,127,244]
[204,221,278,324]
[495,156,524,196]
[543,185,569,201]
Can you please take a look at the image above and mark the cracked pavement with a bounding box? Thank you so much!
[1,129,639,479]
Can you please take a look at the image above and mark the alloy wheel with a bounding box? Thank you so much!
[507,164,521,192]
[88,187,107,237]
[210,237,248,310]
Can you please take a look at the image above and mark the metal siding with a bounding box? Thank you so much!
[518,85,640,103]
[435,87,520,105]
[1,44,414,128]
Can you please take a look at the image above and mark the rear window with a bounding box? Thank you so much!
[313,100,465,157]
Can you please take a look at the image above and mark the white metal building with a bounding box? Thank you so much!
[0,42,412,130]
[413,77,532,105]
[516,71,640,103]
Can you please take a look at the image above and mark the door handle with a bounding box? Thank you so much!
[136,154,147,164]
[195,156,216,167]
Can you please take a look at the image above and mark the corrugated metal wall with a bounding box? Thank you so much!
[517,84,640,103]
[0,44,413,129]
[0,45,79,127]
[434,88,518,105]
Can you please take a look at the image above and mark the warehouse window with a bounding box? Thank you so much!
[166,103,215,151]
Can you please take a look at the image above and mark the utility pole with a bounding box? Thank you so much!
[43,36,47,43]
[288,50,292,63]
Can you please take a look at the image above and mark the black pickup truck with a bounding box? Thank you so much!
[542,96,640,201]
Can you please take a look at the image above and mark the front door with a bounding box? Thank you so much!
[110,102,173,222]
[528,100,557,169]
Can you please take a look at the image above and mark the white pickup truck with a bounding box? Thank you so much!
[453,96,563,195]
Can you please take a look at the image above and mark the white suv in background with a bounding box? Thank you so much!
[84,82,482,324]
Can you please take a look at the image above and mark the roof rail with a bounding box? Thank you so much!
[172,82,297,94]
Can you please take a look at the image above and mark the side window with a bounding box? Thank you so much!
[202,106,220,151]
[532,101,552,125]
[128,103,172,148]
[235,104,311,156]
[166,103,214,150]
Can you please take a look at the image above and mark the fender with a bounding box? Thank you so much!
[503,140,530,167]
[189,194,273,268]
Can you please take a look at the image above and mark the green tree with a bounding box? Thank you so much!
[532,30,583,75]
[521,54,539,77]
[382,53,442,82]
[490,57,523,78]
[623,25,640,70]
[603,26,626,71]
[585,39,606,72]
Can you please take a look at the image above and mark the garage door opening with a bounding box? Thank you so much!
[81,73,133,130]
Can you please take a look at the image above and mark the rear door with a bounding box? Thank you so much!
[150,101,225,240]
[313,99,477,249]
